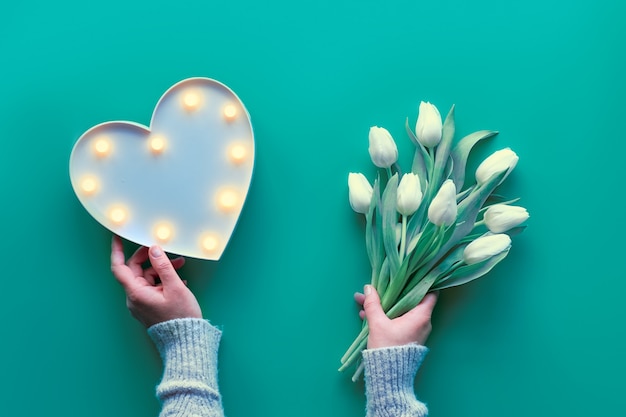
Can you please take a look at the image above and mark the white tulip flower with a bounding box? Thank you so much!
[396,173,422,216]
[368,126,398,168]
[427,179,457,226]
[475,148,519,185]
[463,233,511,265]
[484,204,529,233]
[348,173,373,214]
[415,101,443,148]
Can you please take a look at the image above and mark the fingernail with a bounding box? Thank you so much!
[151,246,163,257]
[364,285,372,295]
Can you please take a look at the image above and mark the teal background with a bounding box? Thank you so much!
[1,0,624,416]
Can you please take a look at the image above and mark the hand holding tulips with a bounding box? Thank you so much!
[342,101,529,381]
[355,285,438,349]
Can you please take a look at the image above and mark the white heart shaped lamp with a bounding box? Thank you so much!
[69,78,254,260]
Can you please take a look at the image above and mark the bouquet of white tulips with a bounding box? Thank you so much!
[340,102,529,381]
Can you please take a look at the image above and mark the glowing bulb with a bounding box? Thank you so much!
[154,223,173,243]
[228,144,247,164]
[109,206,128,225]
[80,176,99,196]
[94,137,112,157]
[182,90,201,111]
[201,234,220,253]
[149,135,166,154]
[217,189,240,212]
[223,104,237,121]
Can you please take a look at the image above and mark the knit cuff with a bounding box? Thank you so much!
[148,318,222,393]
[363,344,429,417]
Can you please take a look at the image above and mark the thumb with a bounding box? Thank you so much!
[149,246,181,287]
[362,285,386,324]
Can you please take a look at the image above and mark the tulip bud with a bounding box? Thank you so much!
[475,148,519,185]
[427,179,457,226]
[415,101,442,148]
[348,173,373,214]
[484,204,529,233]
[396,173,422,216]
[463,233,511,265]
[368,126,398,168]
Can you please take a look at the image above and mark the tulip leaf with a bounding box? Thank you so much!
[381,174,400,276]
[485,194,520,206]
[431,105,456,194]
[456,171,507,236]
[431,248,510,291]
[445,156,454,182]
[374,180,385,273]
[407,118,430,191]
[405,116,419,146]
[406,222,437,272]
[392,161,403,177]
[405,196,428,241]
[366,179,382,286]
[456,186,473,204]
[505,225,527,237]
[458,231,484,245]
[484,195,521,207]
[420,224,452,270]
[381,257,411,312]
[412,151,430,192]
[387,271,438,319]
[450,130,498,192]
[376,257,390,295]
[401,224,455,293]
[433,244,466,273]
[404,244,466,296]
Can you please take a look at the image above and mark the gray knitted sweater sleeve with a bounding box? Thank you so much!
[148,318,225,417]
[362,344,430,417]
[148,318,428,417]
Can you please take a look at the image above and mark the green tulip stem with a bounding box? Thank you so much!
[427,148,435,179]
[340,324,369,364]
[370,267,378,290]
[351,362,365,382]
[339,332,368,372]
[399,215,408,262]
[425,154,439,203]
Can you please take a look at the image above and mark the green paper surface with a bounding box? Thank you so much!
[1,1,625,416]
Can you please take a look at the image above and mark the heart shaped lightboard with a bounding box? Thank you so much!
[69,77,254,260]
